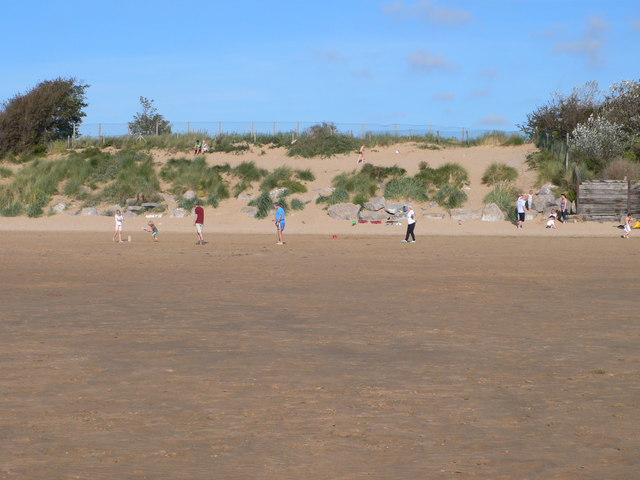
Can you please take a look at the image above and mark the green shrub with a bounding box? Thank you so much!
[295,168,316,182]
[481,162,519,186]
[316,188,349,206]
[484,183,519,221]
[287,122,360,158]
[232,161,267,182]
[290,198,305,210]
[248,191,275,218]
[352,192,368,206]
[384,177,429,201]
[0,166,13,178]
[332,171,378,197]
[434,184,467,209]
[160,157,229,200]
[360,163,406,181]
[416,162,469,188]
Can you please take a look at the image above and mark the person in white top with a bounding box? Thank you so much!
[113,210,124,243]
[402,205,416,243]
[516,194,527,229]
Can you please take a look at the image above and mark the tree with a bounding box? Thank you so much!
[128,97,171,136]
[521,81,601,138]
[0,77,89,156]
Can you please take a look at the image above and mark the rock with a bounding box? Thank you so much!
[105,204,122,213]
[327,203,361,221]
[525,211,537,221]
[358,210,389,221]
[385,202,406,215]
[171,207,190,218]
[269,188,288,199]
[141,202,161,209]
[160,193,175,202]
[237,193,255,201]
[537,183,556,195]
[66,209,80,216]
[81,207,99,216]
[183,190,197,200]
[127,206,144,212]
[241,206,259,218]
[450,208,482,221]
[423,213,445,219]
[126,198,137,206]
[532,194,558,212]
[481,203,505,222]
[363,196,386,211]
[51,202,66,213]
[123,211,138,218]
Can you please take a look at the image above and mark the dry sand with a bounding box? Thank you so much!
[1,232,639,479]
[1,144,639,479]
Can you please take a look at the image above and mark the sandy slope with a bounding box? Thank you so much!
[0,143,627,237]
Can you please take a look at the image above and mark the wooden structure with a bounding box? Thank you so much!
[577,180,640,221]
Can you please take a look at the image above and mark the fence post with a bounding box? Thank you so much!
[251,121,255,142]
[155,121,159,136]
[218,121,222,137]
[98,123,102,139]
[72,124,76,148]
[273,121,276,136]
[296,121,300,136]
[565,132,569,171]
[362,122,365,138]
[394,123,397,136]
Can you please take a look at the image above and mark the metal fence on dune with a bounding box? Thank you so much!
[78,120,519,142]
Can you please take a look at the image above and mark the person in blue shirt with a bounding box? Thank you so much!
[274,201,285,245]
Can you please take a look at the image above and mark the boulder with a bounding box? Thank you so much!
[327,203,361,221]
[537,183,556,195]
[141,202,161,209]
[385,202,406,215]
[66,209,80,216]
[423,213,445,220]
[449,208,482,221]
[80,207,99,216]
[183,190,197,200]
[123,211,138,218]
[363,196,386,212]
[160,193,175,202]
[237,193,254,201]
[358,210,388,221]
[125,198,137,206]
[171,207,190,218]
[269,188,288,199]
[525,211,537,221]
[241,206,259,218]
[127,206,144,212]
[532,194,558,212]
[51,202,66,214]
[481,203,505,222]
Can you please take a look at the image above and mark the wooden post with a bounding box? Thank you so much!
[565,132,569,171]
[296,120,300,136]
[72,124,76,147]
[155,121,159,136]
[273,121,276,136]
[187,121,191,134]
[218,121,222,137]
[362,122,365,139]
[394,123,398,136]
[98,123,102,139]
[251,121,255,142]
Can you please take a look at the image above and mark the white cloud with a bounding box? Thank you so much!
[479,114,508,126]
[552,15,609,67]
[383,1,471,26]
[407,50,458,72]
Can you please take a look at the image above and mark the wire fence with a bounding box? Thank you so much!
[78,120,520,142]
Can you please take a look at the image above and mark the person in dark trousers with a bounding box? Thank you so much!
[559,194,569,223]
[402,205,416,243]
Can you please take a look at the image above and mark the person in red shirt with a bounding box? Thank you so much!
[194,201,205,245]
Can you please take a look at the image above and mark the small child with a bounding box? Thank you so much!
[546,209,557,229]
[622,214,633,239]
[143,221,159,242]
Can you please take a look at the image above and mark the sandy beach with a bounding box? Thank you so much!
[1,144,639,479]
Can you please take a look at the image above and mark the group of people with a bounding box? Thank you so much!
[112,199,287,246]
[193,139,209,155]
[516,191,569,229]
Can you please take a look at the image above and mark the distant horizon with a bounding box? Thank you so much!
[1,0,638,133]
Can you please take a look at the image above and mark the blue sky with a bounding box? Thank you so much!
[1,0,638,134]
